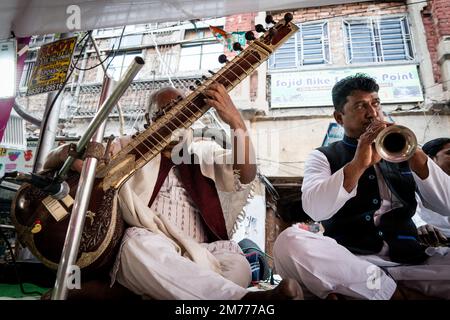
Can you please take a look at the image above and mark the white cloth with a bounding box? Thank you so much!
[116,227,250,300]
[301,150,357,221]
[413,159,450,217]
[417,206,450,237]
[150,167,209,243]
[302,150,446,226]
[110,134,254,299]
[274,225,450,300]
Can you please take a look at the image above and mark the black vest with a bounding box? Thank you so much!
[317,135,427,264]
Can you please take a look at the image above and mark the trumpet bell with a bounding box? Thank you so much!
[375,125,417,163]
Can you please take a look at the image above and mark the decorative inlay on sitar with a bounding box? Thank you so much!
[11,14,299,273]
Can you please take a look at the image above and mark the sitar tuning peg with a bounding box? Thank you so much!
[284,12,293,24]
[233,42,243,52]
[195,79,202,86]
[202,75,208,80]
[269,28,278,38]
[265,15,276,25]
[245,31,256,41]
[255,24,266,33]
[208,70,216,75]
[218,54,228,64]
[189,85,195,91]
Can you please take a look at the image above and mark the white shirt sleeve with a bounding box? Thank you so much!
[411,194,428,228]
[413,158,450,217]
[301,150,357,221]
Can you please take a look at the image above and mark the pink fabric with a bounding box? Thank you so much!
[0,37,30,143]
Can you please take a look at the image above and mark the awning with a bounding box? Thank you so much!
[2,0,371,39]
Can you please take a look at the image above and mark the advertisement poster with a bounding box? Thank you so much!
[0,140,38,178]
[271,65,424,108]
[321,122,344,147]
[26,36,77,96]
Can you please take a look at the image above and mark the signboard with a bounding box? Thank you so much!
[322,122,344,147]
[271,65,424,108]
[0,140,38,178]
[26,36,77,96]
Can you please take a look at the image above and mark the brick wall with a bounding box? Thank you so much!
[225,13,257,32]
[272,1,408,66]
[280,1,407,23]
[422,0,450,84]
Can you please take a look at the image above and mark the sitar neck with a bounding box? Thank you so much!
[97,20,299,190]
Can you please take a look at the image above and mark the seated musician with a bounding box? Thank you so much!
[45,83,302,300]
[273,74,450,300]
[413,138,450,239]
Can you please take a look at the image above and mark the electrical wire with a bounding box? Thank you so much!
[0,228,42,296]
[71,52,112,71]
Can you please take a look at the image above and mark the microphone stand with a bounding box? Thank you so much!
[51,57,144,300]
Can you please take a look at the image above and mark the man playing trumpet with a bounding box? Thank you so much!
[274,74,450,300]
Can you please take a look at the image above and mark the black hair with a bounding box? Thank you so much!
[422,138,450,157]
[332,73,379,112]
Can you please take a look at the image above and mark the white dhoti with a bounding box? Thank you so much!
[114,227,251,300]
[274,226,450,300]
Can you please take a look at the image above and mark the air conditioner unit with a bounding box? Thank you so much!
[0,110,26,150]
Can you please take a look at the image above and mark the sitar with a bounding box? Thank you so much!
[11,14,299,274]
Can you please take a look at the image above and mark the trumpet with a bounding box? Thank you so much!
[375,125,417,163]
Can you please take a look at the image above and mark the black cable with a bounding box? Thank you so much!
[71,50,112,71]
[0,228,42,296]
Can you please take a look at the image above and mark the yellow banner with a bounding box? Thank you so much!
[26,36,77,96]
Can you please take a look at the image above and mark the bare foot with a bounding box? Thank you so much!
[242,279,304,300]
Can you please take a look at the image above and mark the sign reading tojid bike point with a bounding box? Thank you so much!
[26,36,77,96]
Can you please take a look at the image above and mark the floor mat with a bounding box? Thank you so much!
[0,283,48,299]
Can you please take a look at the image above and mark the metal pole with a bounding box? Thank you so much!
[33,33,73,173]
[13,99,42,127]
[89,32,125,136]
[51,57,144,300]
[32,91,64,173]
[58,57,144,180]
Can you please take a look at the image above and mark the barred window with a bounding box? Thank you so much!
[106,50,142,80]
[269,21,330,70]
[19,51,38,88]
[344,16,414,64]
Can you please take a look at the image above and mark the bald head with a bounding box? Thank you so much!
[146,87,185,123]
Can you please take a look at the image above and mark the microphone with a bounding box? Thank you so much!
[3,171,70,200]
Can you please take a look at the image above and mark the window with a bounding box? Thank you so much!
[29,34,55,48]
[106,51,142,80]
[269,21,330,70]
[344,16,414,64]
[19,51,38,88]
[178,43,223,71]
[110,34,142,48]
[96,27,124,37]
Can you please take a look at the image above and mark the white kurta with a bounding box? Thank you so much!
[413,159,450,236]
[413,159,450,217]
[274,150,450,300]
[109,134,254,299]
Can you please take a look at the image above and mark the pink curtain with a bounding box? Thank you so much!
[0,37,30,143]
